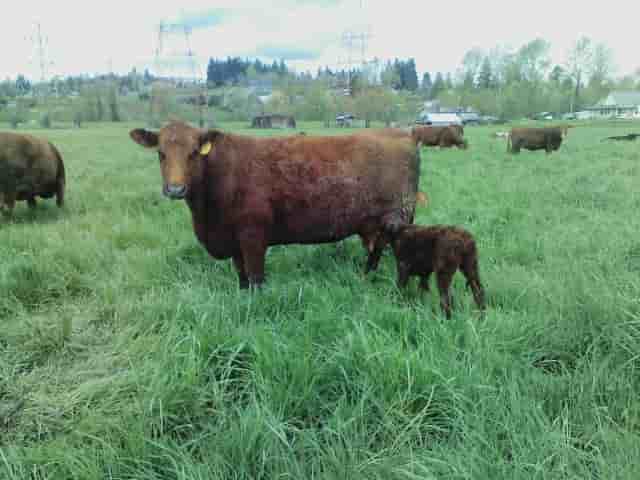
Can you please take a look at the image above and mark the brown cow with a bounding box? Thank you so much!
[411,126,468,149]
[385,223,485,319]
[507,127,564,154]
[129,121,423,288]
[0,132,65,216]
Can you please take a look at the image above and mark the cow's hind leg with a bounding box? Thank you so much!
[2,191,16,217]
[56,179,65,207]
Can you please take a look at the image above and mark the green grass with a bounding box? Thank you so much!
[1,121,639,479]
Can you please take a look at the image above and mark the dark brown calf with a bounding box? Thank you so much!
[387,224,485,318]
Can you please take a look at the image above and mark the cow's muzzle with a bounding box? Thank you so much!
[163,183,187,199]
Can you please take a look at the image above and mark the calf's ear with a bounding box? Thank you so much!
[199,129,223,156]
[129,129,158,148]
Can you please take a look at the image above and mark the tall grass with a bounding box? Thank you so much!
[1,122,639,479]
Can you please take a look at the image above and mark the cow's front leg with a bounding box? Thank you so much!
[237,225,268,287]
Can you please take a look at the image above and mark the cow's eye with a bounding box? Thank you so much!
[158,151,166,162]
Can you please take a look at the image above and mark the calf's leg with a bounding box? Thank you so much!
[396,261,410,289]
[419,271,432,291]
[461,254,486,313]
[436,269,455,319]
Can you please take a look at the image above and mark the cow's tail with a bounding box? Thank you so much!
[49,142,65,207]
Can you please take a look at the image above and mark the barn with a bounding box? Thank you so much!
[251,114,297,129]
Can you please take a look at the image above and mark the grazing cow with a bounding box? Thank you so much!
[507,127,564,154]
[411,126,468,149]
[386,224,485,319]
[0,132,65,216]
[130,121,423,288]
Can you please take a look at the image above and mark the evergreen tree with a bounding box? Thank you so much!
[421,72,432,95]
[404,58,419,90]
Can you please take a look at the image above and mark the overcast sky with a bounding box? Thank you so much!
[3,0,638,81]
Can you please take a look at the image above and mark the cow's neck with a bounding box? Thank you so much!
[185,162,222,225]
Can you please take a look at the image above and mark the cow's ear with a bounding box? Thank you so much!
[130,129,158,148]
[199,129,223,156]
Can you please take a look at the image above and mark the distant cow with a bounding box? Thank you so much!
[130,121,423,288]
[507,127,564,154]
[411,126,468,149]
[386,223,485,319]
[0,132,66,216]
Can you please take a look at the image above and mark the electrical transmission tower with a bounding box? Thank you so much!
[152,20,209,127]
[26,23,55,97]
[336,0,373,95]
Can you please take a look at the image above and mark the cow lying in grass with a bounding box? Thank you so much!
[386,224,485,318]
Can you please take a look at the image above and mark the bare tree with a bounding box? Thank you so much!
[565,37,594,112]
[590,43,615,87]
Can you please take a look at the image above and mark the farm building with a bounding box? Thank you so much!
[251,114,296,129]
[586,91,640,118]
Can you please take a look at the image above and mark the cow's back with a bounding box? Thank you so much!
[0,132,60,194]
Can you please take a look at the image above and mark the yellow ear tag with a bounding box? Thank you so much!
[200,142,213,156]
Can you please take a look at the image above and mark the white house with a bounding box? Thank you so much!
[587,91,640,118]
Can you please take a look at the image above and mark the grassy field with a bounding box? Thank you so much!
[1,121,639,479]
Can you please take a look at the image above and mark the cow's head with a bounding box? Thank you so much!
[129,121,221,200]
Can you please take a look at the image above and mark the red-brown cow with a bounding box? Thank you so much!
[130,121,423,288]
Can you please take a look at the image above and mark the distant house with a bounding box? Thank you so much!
[586,91,640,118]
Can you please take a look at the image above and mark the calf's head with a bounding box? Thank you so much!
[129,121,221,199]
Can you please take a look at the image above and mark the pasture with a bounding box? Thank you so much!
[1,122,639,479]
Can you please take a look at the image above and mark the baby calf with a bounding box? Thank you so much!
[387,224,485,318]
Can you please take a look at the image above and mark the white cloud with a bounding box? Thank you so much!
[1,0,637,80]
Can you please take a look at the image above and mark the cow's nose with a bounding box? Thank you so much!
[164,183,187,199]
